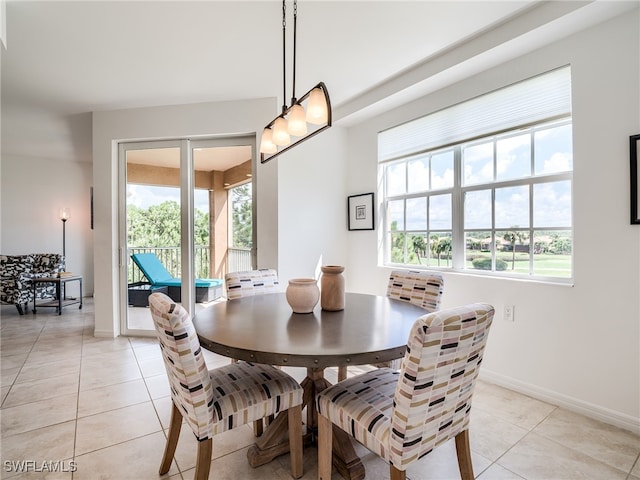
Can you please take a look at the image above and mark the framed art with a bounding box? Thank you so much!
[348,192,374,231]
[631,134,640,224]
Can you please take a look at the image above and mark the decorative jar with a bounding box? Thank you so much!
[320,265,345,311]
[286,278,320,314]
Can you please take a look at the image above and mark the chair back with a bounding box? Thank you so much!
[390,303,494,468]
[131,253,174,284]
[225,269,279,300]
[149,292,215,441]
[386,270,444,312]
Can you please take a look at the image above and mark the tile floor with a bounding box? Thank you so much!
[1,299,639,480]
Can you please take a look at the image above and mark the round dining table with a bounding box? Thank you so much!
[192,292,427,480]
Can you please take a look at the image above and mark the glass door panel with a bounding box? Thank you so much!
[120,136,255,334]
[121,142,183,334]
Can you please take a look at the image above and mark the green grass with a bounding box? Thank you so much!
[466,252,571,277]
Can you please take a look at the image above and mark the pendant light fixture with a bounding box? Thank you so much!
[260,0,332,163]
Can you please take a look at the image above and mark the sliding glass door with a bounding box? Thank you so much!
[119,136,255,335]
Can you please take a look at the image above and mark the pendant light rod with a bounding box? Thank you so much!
[281,0,287,114]
[260,1,332,163]
[291,0,298,104]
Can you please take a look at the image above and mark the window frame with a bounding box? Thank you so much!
[380,118,573,284]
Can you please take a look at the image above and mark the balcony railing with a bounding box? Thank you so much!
[228,247,252,273]
[128,246,253,284]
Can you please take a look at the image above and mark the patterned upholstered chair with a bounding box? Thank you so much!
[0,254,65,314]
[224,268,282,434]
[338,270,444,381]
[224,268,280,299]
[148,292,303,480]
[318,303,494,480]
[386,269,445,311]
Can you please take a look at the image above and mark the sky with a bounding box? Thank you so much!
[127,185,210,213]
[385,121,573,232]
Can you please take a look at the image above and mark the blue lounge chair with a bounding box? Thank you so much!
[131,252,223,303]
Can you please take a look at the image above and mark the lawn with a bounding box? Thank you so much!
[466,252,571,277]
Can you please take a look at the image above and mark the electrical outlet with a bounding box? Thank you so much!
[504,305,515,322]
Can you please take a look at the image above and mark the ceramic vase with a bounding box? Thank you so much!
[320,265,345,311]
[286,278,320,314]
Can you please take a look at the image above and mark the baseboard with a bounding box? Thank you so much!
[479,370,640,435]
[93,329,117,338]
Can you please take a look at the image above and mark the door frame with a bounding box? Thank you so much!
[118,136,256,336]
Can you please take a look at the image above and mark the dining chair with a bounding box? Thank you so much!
[338,270,445,381]
[318,303,494,480]
[386,269,445,311]
[224,268,280,299]
[224,268,282,434]
[148,292,303,480]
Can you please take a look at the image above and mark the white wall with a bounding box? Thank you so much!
[276,126,349,284]
[92,98,278,337]
[344,11,640,431]
[0,155,93,298]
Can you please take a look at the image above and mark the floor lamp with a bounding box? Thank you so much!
[59,208,70,262]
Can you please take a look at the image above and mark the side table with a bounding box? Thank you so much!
[33,275,83,315]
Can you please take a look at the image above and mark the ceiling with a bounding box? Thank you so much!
[1,1,635,167]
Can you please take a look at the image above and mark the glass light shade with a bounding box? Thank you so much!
[306,88,328,125]
[287,104,308,136]
[59,208,71,221]
[272,117,291,146]
[260,128,277,154]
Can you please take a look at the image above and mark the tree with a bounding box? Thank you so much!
[502,229,528,270]
[549,234,572,254]
[231,184,253,248]
[411,235,427,264]
[127,200,210,248]
[430,235,452,266]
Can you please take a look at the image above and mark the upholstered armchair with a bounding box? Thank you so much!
[0,254,65,314]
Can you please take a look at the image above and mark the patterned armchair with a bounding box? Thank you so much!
[0,254,65,314]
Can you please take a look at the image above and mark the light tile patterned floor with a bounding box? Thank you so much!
[1,300,639,480]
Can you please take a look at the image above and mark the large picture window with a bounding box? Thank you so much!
[379,67,573,282]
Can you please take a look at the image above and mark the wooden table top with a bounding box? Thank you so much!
[192,292,427,369]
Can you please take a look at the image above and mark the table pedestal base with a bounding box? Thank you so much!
[246,367,365,480]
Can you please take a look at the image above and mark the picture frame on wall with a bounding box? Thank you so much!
[631,134,640,224]
[348,192,375,231]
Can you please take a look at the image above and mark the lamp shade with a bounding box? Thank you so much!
[59,208,71,221]
[260,128,278,154]
[287,104,308,136]
[272,117,291,146]
[306,87,328,125]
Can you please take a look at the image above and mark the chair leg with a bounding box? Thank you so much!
[195,438,213,480]
[254,419,264,437]
[389,465,407,480]
[15,304,25,315]
[288,404,303,479]
[454,429,474,480]
[317,414,333,480]
[160,402,183,475]
[337,366,347,382]
[390,465,406,480]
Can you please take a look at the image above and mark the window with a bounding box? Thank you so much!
[379,67,573,282]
